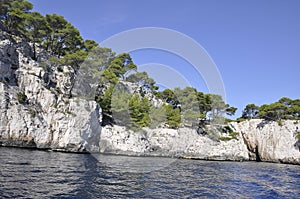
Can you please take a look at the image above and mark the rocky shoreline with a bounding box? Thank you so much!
[98,120,300,164]
[1,33,300,165]
[1,119,300,165]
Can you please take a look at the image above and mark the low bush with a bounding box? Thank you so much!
[29,108,36,117]
[296,132,300,140]
[17,92,27,104]
[218,125,239,141]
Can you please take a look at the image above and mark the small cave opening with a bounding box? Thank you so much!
[255,145,261,162]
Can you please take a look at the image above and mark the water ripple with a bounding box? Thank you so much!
[0,147,299,198]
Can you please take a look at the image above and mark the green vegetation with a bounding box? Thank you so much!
[6,1,300,133]
[156,87,237,126]
[174,87,199,124]
[1,0,125,72]
[0,0,33,35]
[96,84,237,129]
[164,104,181,129]
[97,85,152,128]
[1,0,85,63]
[149,106,166,128]
[95,86,113,124]
[1,0,239,130]
[126,71,158,92]
[295,132,300,151]
[111,87,131,125]
[209,94,237,122]
[129,94,151,127]
[241,103,259,119]
[296,132,300,140]
[218,125,239,141]
[106,53,137,80]
[2,1,89,63]
[17,91,27,104]
[29,108,36,117]
[239,97,300,122]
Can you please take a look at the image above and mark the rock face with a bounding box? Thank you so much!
[1,33,300,164]
[100,125,249,161]
[99,120,300,164]
[0,34,102,152]
[231,119,300,164]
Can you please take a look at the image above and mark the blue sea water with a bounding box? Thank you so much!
[0,147,299,198]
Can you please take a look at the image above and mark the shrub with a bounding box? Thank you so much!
[229,131,239,140]
[219,137,233,141]
[65,110,76,116]
[222,125,232,133]
[129,94,151,127]
[218,125,239,141]
[164,104,181,129]
[149,106,166,129]
[53,103,58,108]
[39,61,47,68]
[235,117,246,123]
[17,92,27,104]
[29,108,36,117]
[224,118,234,124]
[49,57,62,66]
[277,120,283,126]
[296,132,300,140]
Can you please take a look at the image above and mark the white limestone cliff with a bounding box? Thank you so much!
[231,119,300,164]
[0,34,101,152]
[99,120,300,164]
[1,32,300,164]
[100,125,249,161]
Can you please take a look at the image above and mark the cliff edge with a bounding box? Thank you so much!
[0,33,101,152]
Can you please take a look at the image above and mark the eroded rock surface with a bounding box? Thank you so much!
[232,119,300,164]
[0,35,101,152]
[99,120,300,164]
[1,32,300,164]
[100,125,249,161]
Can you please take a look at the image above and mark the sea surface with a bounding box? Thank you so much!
[0,147,299,198]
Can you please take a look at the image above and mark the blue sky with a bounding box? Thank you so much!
[29,0,300,117]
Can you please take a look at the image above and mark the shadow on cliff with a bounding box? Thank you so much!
[294,127,300,151]
[256,120,272,130]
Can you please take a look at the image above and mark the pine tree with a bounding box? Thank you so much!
[128,94,151,127]
[1,0,33,34]
[241,104,259,119]
[24,12,49,60]
[107,53,137,80]
[164,104,181,129]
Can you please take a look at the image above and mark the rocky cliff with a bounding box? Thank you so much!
[232,119,300,164]
[0,33,101,152]
[100,125,249,161]
[99,120,300,164]
[1,33,300,164]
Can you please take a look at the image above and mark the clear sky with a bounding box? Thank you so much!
[29,0,300,118]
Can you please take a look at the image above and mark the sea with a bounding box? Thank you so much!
[0,147,299,198]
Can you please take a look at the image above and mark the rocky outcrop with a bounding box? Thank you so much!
[231,119,300,164]
[0,34,102,152]
[99,120,300,164]
[1,32,300,164]
[99,125,249,161]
